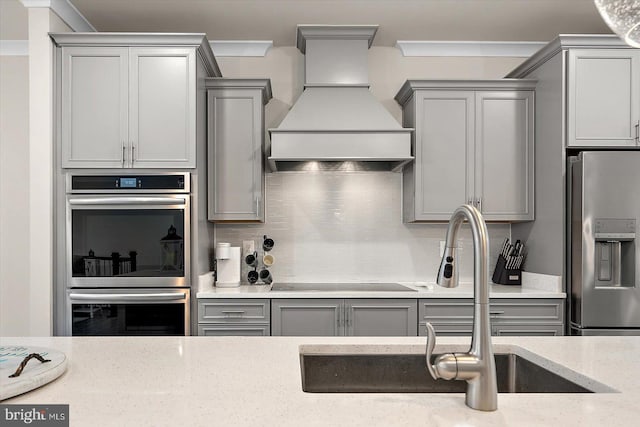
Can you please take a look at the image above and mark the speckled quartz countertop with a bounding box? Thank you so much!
[1,336,638,426]
[196,282,566,299]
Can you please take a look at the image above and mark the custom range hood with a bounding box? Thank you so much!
[268,25,413,171]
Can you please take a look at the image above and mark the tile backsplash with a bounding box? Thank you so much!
[215,171,510,284]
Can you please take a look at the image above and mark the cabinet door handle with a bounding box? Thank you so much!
[477,197,482,212]
[131,144,135,166]
[255,196,260,215]
[467,198,473,206]
[222,310,245,318]
[122,144,126,167]
[635,120,639,144]
[337,305,342,327]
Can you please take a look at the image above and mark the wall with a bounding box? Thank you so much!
[0,0,30,336]
[0,1,72,336]
[215,47,524,283]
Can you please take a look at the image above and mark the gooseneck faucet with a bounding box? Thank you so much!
[425,204,497,411]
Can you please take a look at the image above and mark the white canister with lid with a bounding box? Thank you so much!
[215,242,231,260]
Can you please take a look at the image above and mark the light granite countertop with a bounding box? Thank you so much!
[196,271,565,299]
[196,282,566,299]
[0,336,637,426]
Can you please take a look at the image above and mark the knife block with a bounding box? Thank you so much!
[492,254,522,285]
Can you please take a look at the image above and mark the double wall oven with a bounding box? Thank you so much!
[64,173,191,336]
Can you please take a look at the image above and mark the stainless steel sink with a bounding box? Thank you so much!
[300,352,613,394]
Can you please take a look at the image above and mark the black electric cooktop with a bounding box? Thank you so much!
[270,283,417,292]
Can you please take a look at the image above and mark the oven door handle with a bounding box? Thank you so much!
[69,292,187,302]
[68,197,187,206]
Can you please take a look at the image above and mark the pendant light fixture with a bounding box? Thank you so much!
[594,0,640,47]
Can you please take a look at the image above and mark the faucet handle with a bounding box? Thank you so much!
[425,322,440,379]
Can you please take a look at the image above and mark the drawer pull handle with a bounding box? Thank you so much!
[490,311,504,316]
[222,310,245,316]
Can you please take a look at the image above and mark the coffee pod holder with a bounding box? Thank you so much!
[245,235,276,285]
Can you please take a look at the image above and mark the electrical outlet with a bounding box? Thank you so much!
[242,240,255,257]
[440,240,463,257]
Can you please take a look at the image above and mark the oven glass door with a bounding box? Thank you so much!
[68,289,189,336]
[68,195,189,287]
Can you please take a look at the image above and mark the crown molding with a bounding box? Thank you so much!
[20,0,95,32]
[204,78,273,104]
[209,41,273,57]
[297,25,378,53]
[506,34,628,77]
[0,40,29,56]
[395,40,546,57]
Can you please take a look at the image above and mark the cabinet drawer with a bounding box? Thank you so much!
[419,299,473,324]
[198,324,270,336]
[418,322,473,336]
[492,324,564,336]
[198,299,270,323]
[490,299,564,324]
[419,298,565,325]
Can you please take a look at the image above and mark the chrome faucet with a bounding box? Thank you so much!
[425,204,497,411]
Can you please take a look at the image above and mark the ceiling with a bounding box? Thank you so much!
[70,0,612,46]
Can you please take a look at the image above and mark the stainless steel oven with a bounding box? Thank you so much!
[66,173,190,288]
[63,173,192,336]
[67,288,190,336]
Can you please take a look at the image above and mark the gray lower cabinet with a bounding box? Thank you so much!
[197,299,270,336]
[271,299,418,336]
[395,80,535,222]
[418,298,565,336]
[206,79,272,222]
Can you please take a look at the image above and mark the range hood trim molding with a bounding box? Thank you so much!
[296,25,379,53]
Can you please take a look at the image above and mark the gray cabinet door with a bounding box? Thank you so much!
[207,88,264,222]
[129,48,196,168]
[475,91,534,221]
[411,91,475,221]
[347,299,418,336]
[271,299,343,336]
[567,49,640,148]
[61,47,129,168]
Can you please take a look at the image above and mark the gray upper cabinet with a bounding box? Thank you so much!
[395,80,535,222]
[61,47,129,168]
[271,299,418,336]
[206,79,272,222]
[53,33,221,169]
[128,48,196,167]
[567,49,640,148]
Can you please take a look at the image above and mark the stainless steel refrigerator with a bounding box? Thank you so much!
[570,151,640,335]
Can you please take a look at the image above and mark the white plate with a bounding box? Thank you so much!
[0,346,67,401]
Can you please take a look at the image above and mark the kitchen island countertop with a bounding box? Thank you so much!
[1,335,637,426]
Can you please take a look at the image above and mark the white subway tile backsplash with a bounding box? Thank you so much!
[215,171,510,284]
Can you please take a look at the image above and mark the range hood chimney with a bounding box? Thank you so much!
[268,25,413,171]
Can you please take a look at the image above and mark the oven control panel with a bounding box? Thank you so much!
[68,173,189,193]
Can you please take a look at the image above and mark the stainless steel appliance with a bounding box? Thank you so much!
[67,288,190,336]
[65,173,191,336]
[66,173,190,288]
[570,152,640,335]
